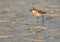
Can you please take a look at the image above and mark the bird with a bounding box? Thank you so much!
[30,7,47,26]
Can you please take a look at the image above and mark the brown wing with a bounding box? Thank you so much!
[38,10,46,14]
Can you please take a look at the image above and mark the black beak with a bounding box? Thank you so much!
[30,10,32,11]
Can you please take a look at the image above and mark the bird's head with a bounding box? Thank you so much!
[30,7,36,11]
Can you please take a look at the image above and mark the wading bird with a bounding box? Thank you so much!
[30,7,46,26]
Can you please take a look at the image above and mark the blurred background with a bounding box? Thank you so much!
[0,0,60,42]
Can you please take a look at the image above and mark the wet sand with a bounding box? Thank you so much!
[0,0,60,42]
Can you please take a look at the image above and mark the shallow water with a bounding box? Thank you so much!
[0,0,60,42]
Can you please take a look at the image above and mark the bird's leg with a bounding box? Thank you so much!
[36,16,39,25]
[41,15,44,26]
